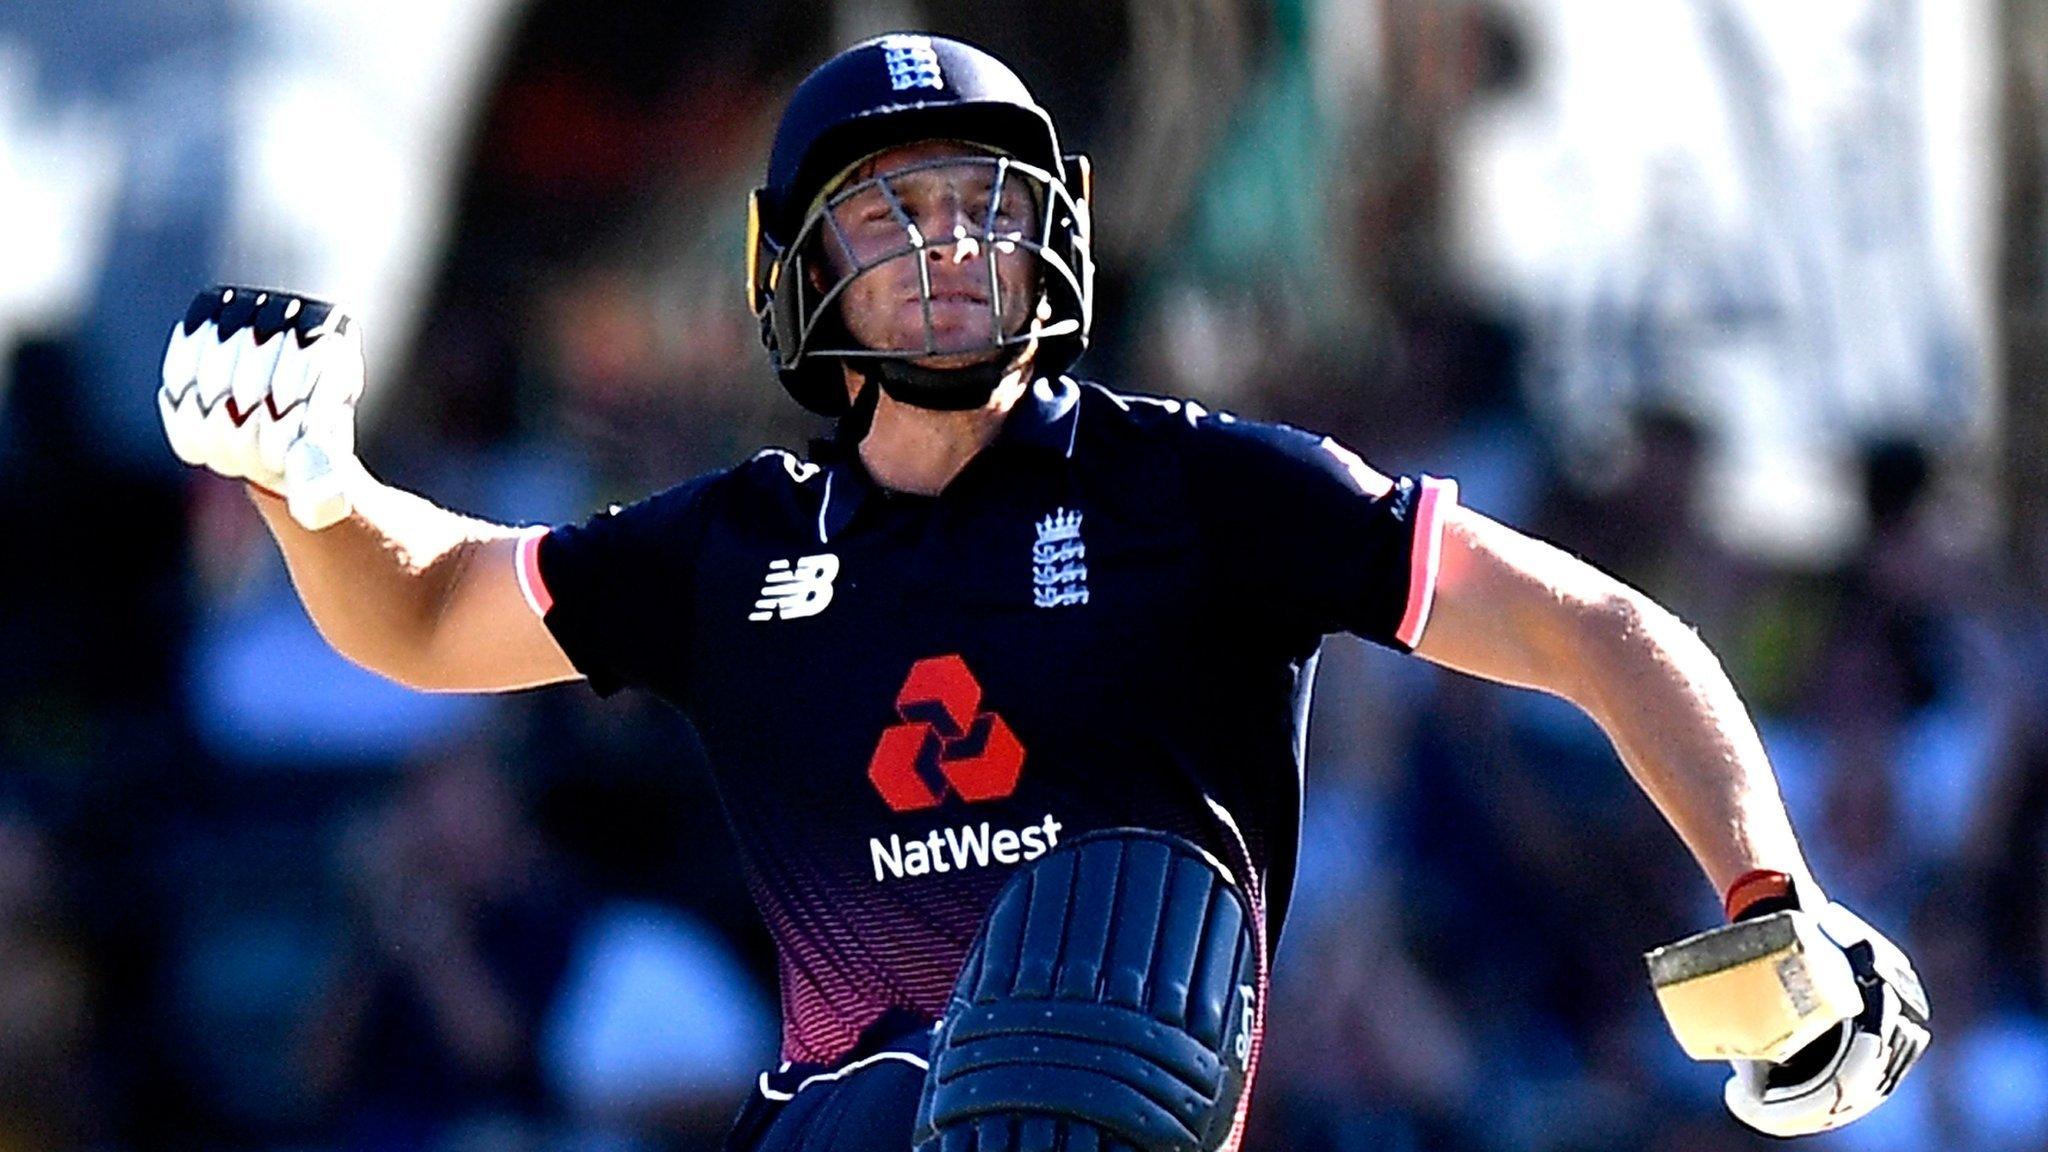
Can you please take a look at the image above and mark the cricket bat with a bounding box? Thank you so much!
[1645,909,1864,1063]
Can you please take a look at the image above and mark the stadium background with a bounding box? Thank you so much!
[3,0,2047,1148]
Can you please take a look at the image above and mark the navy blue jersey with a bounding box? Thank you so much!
[520,377,1457,1064]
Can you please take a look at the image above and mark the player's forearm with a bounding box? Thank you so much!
[250,474,522,685]
[1565,591,1814,899]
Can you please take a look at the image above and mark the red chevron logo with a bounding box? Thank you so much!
[223,393,309,427]
[867,655,1025,813]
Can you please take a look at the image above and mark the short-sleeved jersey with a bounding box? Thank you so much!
[521,377,1458,1064]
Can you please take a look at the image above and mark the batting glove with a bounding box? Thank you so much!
[159,285,362,530]
[1722,900,1930,1138]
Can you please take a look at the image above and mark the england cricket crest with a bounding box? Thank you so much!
[879,34,944,92]
[1032,508,1089,608]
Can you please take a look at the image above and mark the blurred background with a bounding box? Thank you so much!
[1,0,2044,1148]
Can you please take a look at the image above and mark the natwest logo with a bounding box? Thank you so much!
[870,814,1064,883]
[867,655,1025,812]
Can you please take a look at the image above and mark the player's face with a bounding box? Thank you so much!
[815,140,1042,370]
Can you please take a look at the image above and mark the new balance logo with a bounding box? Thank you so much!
[750,553,839,621]
[880,35,944,91]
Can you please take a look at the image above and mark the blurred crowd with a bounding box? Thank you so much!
[4,1,2047,1150]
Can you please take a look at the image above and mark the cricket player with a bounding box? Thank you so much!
[158,34,1927,1152]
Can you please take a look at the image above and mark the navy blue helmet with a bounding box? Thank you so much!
[747,34,1095,415]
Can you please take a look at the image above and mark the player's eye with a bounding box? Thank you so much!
[841,189,883,217]
[958,189,1007,227]
[984,185,1031,230]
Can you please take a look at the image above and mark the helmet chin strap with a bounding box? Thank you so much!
[838,369,884,442]
[856,355,1014,411]
[848,332,1037,412]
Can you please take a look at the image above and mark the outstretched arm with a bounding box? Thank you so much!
[161,286,577,693]
[1411,503,1813,900]
[1409,501,1929,1139]
[248,479,577,692]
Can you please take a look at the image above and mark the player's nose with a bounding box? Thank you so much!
[913,195,986,264]
[929,223,983,266]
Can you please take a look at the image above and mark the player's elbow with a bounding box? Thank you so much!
[325,640,510,694]
[304,615,448,692]
[295,593,471,692]
[317,614,578,694]
[367,653,465,694]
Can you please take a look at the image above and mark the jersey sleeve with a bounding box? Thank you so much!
[1185,410,1458,651]
[518,477,717,696]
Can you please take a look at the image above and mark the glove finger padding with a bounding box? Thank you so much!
[282,312,362,529]
[158,315,211,468]
[159,286,363,528]
[193,314,252,475]
[1723,903,1930,1137]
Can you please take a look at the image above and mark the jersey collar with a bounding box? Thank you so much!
[814,375,1080,460]
[808,376,1080,544]
[996,375,1083,457]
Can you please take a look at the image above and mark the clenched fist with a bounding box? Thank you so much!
[159,286,362,529]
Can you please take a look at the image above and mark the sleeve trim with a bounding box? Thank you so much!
[1394,476,1458,649]
[515,526,553,617]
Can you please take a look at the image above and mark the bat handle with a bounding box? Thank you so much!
[284,436,354,530]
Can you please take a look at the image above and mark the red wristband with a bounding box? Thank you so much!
[1723,869,1794,921]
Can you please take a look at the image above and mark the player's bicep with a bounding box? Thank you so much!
[412,531,581,692]
[1411,504,1635,698]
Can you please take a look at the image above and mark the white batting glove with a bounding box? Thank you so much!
[1722,901,1930,1138]
[159,285,363,530]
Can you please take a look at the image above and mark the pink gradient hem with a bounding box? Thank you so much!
[1394,477,1458,649]
[515,527,553,617]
